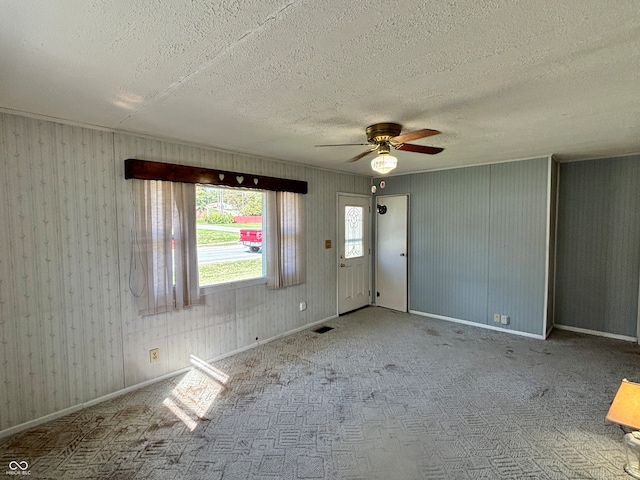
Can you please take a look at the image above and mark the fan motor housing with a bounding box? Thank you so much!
[366,123,402,144]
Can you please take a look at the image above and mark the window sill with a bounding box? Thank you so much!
[200,276,267,295]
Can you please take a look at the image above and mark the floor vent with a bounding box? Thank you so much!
[313,326,334,334]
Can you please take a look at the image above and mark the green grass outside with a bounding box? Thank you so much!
[199,258,263,285]
[197,229,239,246]
[196,221,262,230]
[231,222,262,229]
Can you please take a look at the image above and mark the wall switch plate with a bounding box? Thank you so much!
[150,348,160,363]
[493,313,501,323]
[500,315,510,325]
[299,302,307,311]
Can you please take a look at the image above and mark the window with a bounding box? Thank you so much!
[128,160,307,315]
[195,185,264,287]
[344,205,364,258]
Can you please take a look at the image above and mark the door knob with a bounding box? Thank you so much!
[400,253,406,257]
[340,263,346,268]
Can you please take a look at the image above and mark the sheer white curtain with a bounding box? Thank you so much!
[130,179,200,315]
[265,191,306,289]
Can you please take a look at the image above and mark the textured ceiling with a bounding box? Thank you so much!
[1,1,639,176]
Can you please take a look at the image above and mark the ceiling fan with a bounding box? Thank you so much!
[316,122,443,174]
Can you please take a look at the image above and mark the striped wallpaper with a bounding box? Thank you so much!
[0,112,369,433]
[374,157,552,336]
[2,110,638,434]
[555,156,640,338]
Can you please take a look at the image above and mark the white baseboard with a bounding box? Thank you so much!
[0,315,337,440]
[409,310,546,340]
[554,323,637,342]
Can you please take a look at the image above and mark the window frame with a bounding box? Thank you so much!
[125,159,307,298]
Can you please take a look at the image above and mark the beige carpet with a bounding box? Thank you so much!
[1,307,639,479]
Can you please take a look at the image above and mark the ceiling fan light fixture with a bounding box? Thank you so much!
[371,153,397,174]
[316,123,442,168]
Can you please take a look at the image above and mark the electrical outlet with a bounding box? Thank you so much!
[300,302,307,311]
[493,313,501,323]
[501,315,510,325]
[150,348,159,363]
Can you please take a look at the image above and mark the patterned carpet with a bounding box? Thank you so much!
[1,307,639,479]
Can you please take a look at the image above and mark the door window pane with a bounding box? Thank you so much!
[345,206,363,258]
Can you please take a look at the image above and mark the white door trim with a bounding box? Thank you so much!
[336,192,372,315]
[637,265,640,344]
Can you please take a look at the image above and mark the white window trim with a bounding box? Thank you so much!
[200,276,267,295]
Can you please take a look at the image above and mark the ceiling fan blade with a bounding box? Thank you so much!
[315,143,371,147]
[391,128,440,144]
[394,143,444,155]
[347,149,376,163]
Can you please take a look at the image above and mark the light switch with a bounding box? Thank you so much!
[325,239,332,249]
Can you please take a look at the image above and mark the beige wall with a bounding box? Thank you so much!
[0,113,370,433]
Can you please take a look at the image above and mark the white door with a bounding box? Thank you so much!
[338,194,371,315]
[376,195,408,312]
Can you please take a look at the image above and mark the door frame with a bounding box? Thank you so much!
[336,192,372,315]
[637,268,640,345]
[374,193,409,312]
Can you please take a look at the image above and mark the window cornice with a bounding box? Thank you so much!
[124,159,308,194]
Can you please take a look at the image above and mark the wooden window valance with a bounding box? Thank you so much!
[124,159,308,194]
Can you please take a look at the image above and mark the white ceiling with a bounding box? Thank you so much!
[2,1,639,176]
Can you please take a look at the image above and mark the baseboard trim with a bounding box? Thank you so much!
[554,324,637,343]
[409,310,546,340]
[0,315,337,439]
